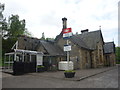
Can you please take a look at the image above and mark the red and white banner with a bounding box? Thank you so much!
[63,28,72,38]
[63,28,72,34]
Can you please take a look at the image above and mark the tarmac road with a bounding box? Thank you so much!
[2,66,119,88]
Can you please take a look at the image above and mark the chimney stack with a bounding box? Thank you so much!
[81,29,89,34]
[62,17,67,29]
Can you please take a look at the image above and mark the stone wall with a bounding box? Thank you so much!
[69,40,81,69]
[104,53,116,66]
[79,48,91,69]
[56,37,66,50]
[56,37,92,69]
[91,40,104,68]
[96,41,104,67]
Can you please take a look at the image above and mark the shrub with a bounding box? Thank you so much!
[37,65,45,68]
[116,62,120,64]
[64,70,75,73]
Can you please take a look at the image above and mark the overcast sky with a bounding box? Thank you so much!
[1,0,119,46]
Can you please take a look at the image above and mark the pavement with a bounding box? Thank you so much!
[2,65,119,88]
[26,65,118,81]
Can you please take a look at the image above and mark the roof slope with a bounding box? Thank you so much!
[104,42,115,54]
[55,30,104,50]
[17,36,40,51]
[40,40,65,56]
[75,30,103,50]
[70,35,90,49]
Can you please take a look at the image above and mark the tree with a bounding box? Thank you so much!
[2,14,32,61]
[46,37,54,41]
[0,3,4,21]
[116,47,120,63]
[3,14,31,38]
[0,3,5,66]
[0,3,5,37]
[1,4,33,66]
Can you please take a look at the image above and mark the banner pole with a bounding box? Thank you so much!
[67,40,69,70]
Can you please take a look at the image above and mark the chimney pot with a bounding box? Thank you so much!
[62,17,67,21]
[62,17,67,29]
[81,29,89,34]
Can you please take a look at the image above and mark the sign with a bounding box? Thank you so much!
[63,28,72,34]
[64,45,71,51]
[37,54,43,65]
[63,28,72,39]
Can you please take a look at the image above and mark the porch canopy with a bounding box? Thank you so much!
[4,49,43,70]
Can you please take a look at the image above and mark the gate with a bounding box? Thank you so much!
[13,61,36,75]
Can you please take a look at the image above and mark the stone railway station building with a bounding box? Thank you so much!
[10,17,116,70]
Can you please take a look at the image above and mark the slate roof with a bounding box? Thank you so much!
[40,40,65,56]
[77,30,103,50]
[14,36,40,51]
[103,42,115,54]
[17,35,65,56]
[70,35,90,50]
[55,30,104,50]
[17,30,105,55]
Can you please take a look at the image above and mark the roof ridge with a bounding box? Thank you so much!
[70,30,103,50]
[75,30,101,36]
[105,42,114,44]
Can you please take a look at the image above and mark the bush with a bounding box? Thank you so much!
[37,65,45,72]
[64,70,75,73]
[116,62,120,64]
[37,65,44,68]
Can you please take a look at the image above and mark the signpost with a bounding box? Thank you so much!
[64,45,71,51]
[36,54,43,72]
[63,28,72,70]
[63,28,72,39]
[37,54,43,65]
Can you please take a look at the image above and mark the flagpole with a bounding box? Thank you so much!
[67,39,69,70]
[63,28,72,70]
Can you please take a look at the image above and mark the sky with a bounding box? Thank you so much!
[1,0,119,46]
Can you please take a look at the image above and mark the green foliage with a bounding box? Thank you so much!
[116,62,120,64]
[6,15,26,38]
[0,3,4,19]
[116,47,120,63]
[0,3,5,66]
[2,38,17,54]
[40,32,54,41]
[64,70,75,73]
[2,14,32,38]
[1,5,32,66]
[37,65,45,68]
[46,38,54,41]
[2,14,32,61]
[24,29,32,37]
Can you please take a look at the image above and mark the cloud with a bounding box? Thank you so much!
[1,0,119,46]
